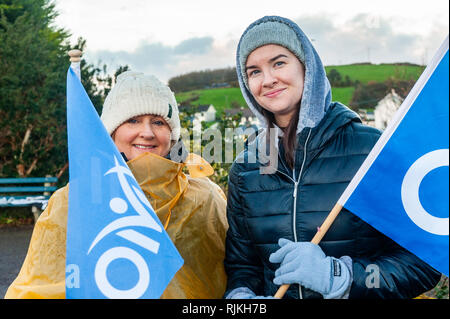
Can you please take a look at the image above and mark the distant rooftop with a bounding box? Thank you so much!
[179,104,213,112]
[224,108,254,118]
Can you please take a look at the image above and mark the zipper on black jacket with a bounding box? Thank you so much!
[272,128,312,299]
[292,129,311,243]
[292,128,312,299]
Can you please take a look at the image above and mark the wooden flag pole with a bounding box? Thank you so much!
[68,49,82,80]
[274,202,344,299]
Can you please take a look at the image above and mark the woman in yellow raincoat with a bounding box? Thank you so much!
[5,71,228,299]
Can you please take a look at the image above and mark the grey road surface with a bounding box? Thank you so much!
[0,225,33,298]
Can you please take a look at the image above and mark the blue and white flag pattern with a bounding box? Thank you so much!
[339,36,449,276]
[65,68,183,298]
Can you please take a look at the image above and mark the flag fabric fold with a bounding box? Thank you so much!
[65,67,183,299]
[338,36,449,276]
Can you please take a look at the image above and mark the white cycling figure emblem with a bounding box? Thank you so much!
[401,149,449,236]
[88,156,162,298]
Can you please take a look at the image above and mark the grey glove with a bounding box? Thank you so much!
[226,287,276,299]
[269,238,353,299]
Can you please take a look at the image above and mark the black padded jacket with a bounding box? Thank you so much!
[224,102,441,299]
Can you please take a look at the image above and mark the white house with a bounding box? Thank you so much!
[374,89,404,130]
[358,109,375,126]
[179,104,217,126]
[194,104,216,122]
[224,107,259,127]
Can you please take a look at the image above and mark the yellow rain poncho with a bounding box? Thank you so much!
[5,152,228,299]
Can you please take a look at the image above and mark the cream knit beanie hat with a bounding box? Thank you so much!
[101,71,180,141]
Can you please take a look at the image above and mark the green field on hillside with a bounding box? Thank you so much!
[324,63,425,84]
[331,87,355,106]
[176,88,246,114]
[176,86,356,111]
[175,63,423,112]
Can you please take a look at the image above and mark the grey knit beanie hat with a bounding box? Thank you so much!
[101,71,180,141]
[238,20,305,90]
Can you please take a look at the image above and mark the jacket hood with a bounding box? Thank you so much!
[239,103,361,169]
[308,102,361,150]
[236,16,332,134]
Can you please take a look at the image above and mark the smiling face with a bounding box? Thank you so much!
[246,44,305,128]
[113,114,172,160]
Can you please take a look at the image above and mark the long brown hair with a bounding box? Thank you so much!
[262,105,300,169]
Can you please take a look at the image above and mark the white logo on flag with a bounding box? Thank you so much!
[401,149,449,235]
[88,156,163,298]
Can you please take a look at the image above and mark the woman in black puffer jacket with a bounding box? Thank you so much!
[224,16,441,299]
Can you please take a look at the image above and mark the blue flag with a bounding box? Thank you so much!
[338,36,449,276]
[65,68,183,298]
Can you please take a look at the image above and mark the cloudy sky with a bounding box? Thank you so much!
[53,0,449,83]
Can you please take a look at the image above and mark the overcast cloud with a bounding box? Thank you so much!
[82,12,447,83]
[85,36,236,82]
[296,13,428,65]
